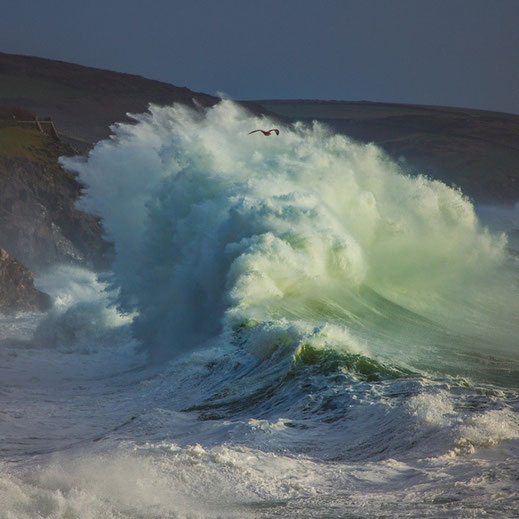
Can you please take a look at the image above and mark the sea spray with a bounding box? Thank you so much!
[62,101,517,374]
[32,265,134,353]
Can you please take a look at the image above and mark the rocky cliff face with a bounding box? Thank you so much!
[0,248,51,314]
[0,124,111,274]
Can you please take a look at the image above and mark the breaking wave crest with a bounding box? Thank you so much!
[62,100,518,382]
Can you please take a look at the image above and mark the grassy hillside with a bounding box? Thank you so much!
[0,52,219,144]
[0,127,63,164]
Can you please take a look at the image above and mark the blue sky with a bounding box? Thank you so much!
[1,0,518,113]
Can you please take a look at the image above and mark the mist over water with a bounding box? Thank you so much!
[1,101,518,518]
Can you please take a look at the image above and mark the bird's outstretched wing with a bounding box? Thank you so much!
[247,128,280,136]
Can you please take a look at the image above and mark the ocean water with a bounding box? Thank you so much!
[1,100,518,518]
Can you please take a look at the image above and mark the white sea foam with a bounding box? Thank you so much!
[32,265,134,353]
[2,434,518,519]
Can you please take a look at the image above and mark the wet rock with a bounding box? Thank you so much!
[0,248,51,314]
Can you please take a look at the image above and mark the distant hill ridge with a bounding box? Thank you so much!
[1,51,518,205]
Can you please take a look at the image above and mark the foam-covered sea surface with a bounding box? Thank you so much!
[1,101,518,518]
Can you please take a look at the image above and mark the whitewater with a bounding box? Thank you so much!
[1,100,518,518]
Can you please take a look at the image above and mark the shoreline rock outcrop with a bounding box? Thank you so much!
[0,248,51,314]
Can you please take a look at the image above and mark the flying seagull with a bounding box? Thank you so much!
[248,128,280,136]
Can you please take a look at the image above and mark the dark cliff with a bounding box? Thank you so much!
[0,117,110,273]
[0,248,51,314]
